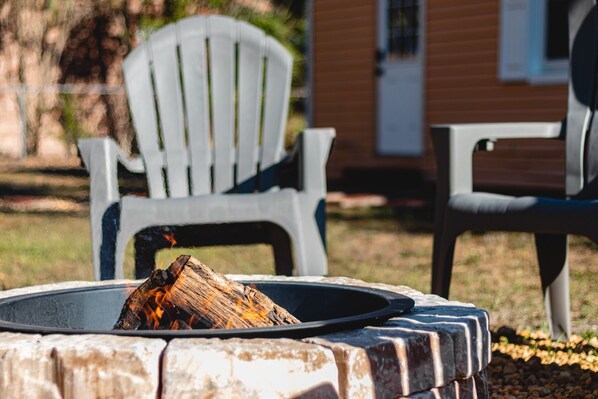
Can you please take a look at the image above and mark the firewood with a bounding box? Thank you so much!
[170,319,192,330]
[114,255,300,330]
[112,259,183,330]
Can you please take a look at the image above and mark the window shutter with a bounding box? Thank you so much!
[499,0,530,81]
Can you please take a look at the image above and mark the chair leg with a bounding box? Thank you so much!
[114,221,143,280]
[534,234,571,339]
[89,214,102,281]
[133,226,178,279]
[431,223,457,298]
[298,207,327,276]
[266,224,293,276]
[134,233,158,279]
[97,203,120,280]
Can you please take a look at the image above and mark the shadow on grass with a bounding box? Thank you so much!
[0,164,148,201]
[0,183,58,198]
[327,205,435,234]
[32,165,89,178]
[1,161,438,235]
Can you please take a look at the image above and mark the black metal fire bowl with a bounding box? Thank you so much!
[0,281,414,340]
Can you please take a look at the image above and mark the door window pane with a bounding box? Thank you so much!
[388,0,419,59]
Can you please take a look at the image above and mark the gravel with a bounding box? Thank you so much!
[487,327,598,398]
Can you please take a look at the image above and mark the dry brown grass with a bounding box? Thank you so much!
[324,207,597,334]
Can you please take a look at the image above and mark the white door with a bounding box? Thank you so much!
[376,0,425,156]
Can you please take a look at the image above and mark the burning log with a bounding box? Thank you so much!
[114,255,300,330]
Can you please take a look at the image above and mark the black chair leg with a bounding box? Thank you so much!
[134,240,159,279]
[267,224,294,276]
[431,226,458,298]
[134,227,173,279]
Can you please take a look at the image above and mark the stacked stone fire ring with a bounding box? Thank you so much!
[0,276,491,398]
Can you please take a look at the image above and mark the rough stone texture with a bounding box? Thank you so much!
[0,277,490,398]
[41,334,166,399]
[301,278,491,398]
[404,371,489,398]
[0,333,58,399]
[162,338,339,399]
[0,332,165,399]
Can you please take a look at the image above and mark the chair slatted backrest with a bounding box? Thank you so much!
[123,15,292,198]
[566,0,598,196]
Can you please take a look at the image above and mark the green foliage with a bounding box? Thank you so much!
[239,7,306,86]
[60,93,88,152]
[138,0,306,86]
[580,329,598,341]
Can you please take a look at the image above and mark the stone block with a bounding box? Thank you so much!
[307,328,437,398]
[387,306,491,378]
[39,334,166,399]
[0,333,57,399]
[0,332,165,399]
[403,371,488,398]
[306,302,490,398]
[162,338,339,399]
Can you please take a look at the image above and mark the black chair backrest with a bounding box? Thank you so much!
[568,0,598,197]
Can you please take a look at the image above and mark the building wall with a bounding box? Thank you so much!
[312,0,569,190]
[311,0,378,180]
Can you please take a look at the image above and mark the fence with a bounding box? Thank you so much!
[0,84,128,159]
[0,83,306,159]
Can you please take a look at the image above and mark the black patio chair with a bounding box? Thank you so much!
[431,0,598,339]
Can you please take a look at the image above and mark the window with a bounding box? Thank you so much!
[499,0,569,84]
[387,0,420,59]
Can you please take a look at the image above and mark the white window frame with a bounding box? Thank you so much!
[499,0,568,85]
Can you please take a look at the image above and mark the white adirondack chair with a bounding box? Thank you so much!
[78,15,335,280]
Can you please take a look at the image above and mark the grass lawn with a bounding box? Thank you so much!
[0,159,596,336]
[1,158,597,397]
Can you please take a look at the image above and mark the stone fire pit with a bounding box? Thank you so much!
[0,276,491,398]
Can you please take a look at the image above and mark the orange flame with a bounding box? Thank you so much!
[239,297,270,324]
[136,271,205,331]
[188,314,200,327]
[162,232,178,265]
[211,296,271,329]
[162,232,177,247]
[142,288,170,329]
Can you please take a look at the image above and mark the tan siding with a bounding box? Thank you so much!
[427,1,567,189]
[312,0,569,189]
[312,0,377,179]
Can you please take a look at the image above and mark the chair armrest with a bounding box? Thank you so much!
[284,128,335,194]
[77,137,145,204]
[78,137,145,174]
[431,122,563,196]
